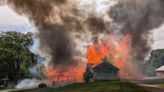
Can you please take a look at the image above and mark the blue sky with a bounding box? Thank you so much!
[0,5,34,33]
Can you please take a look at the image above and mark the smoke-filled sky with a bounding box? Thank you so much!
[0,5,164,50]
[0,0,163,81]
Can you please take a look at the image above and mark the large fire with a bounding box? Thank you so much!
[47,34,130,84]
[87,42,109,65]
[47,66,85,84]
[87,34,130,77]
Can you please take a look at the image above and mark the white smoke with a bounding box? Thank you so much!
[15,79,50,89]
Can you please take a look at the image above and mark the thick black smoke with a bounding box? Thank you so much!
[38,24,76,66]
[1,0,164,78]
[6,0,109,69]
[7,0,79,67]
[109,0,164,62]
[86,16,106,34]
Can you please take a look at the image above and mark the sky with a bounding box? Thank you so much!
[0,5,164,50]
[0,5,34,32]
[0,5,29,25]
[152,25,164,49]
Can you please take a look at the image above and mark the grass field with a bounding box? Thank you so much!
[10,81,150,92]
[143,78,164,84]
[159,84,164,88]
[140,78,164,89]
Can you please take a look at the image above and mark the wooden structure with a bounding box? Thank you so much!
[156,65,164,77]
[93,61,119,80]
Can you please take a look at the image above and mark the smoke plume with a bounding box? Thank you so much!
[6,0,80,68]
[109,0,164,61]
[86,16,106,34]
[0,0,163,80]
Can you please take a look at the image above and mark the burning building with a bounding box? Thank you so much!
[85,36,119,81]
[0,0,163,88]
[93,58,119,80]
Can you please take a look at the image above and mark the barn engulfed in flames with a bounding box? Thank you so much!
[87,35,130,78]
[3,0,164,88]
[47,34,130,83]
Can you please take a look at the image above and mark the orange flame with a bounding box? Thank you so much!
[87,43,109,65]
[87,34,130,78]
[47,66,85,84]
[107,35,130,77]
[47,34,130,83]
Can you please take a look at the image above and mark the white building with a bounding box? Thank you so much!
[156,65,164,77]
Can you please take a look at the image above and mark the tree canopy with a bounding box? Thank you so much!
[0,31,37,81]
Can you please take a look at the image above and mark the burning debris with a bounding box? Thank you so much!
[0,0,163,88]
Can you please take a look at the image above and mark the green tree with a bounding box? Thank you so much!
[0,31,37,81]
[144,49,164,76]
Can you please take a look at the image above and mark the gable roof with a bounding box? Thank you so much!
[93,61,119,71]
[156,65,164,72]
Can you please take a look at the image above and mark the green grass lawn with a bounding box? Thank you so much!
[143,78,164,84]
[10,81,150,92]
